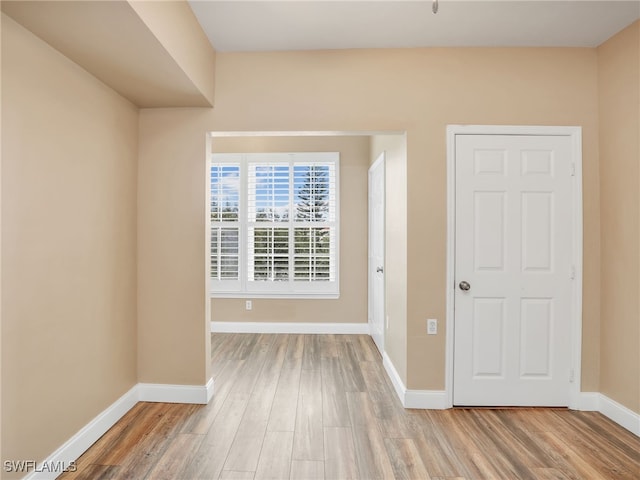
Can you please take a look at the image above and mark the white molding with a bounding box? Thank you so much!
[405,390,448,409]
[383,352,407,404]
[138,379,214,404]
[445,125,583,408]
[210,321,369,335]
[382,352,447,409]
[598,394,640,437]
[575,392,600,411]
[23,386,139,480]
[576,392,639,436]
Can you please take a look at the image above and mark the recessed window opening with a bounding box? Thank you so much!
[210,152,340,298]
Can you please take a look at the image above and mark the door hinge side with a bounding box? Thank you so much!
[570,265,576,280]
[571,163,576,176]
[569,369,575,383]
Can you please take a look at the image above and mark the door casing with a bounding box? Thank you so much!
[368,152,386,354]
[444,125,583,409]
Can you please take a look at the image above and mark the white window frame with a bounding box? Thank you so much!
[209,152,340,299]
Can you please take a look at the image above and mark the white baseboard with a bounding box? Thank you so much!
[598,394,640,436]
[138,377,215,404]
[382,352,447,409]
[23,379,214,479]
[405,389,449,409]
[575,391,600,411]
[382,351,406,404]
[24,386,139,480]
[574,392,639,436]
[210,321,369,335]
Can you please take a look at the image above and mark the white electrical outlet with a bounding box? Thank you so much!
[246,300,252,311]
[427,318,437,335]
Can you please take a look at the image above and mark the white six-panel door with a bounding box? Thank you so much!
[453,134,574,406]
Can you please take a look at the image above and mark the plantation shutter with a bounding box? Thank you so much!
[211,152,339,298]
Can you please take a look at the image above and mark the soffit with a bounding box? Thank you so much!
[2,1,212,108]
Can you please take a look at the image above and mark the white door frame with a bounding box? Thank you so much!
[444,125,583,409]
[368,152,386,353]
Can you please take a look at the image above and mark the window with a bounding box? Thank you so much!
[210,152,339,298]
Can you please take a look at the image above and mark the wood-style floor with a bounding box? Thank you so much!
[61,333,640,480]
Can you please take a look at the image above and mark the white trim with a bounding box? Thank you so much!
[383,352,406,404]
[598,394,640,436]
[576,392,640,437]
[209,130,405,138]
[23,386,139,480]
[211,321,369,335]
[138,378,214,404]
[210,293,340,299]
[405,390,448,410]
[368,152,386,356]
[382,352,447,409]
[445,125,583,409]
[575,392,601,411]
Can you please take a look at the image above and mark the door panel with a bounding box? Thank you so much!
[454,134,573,406]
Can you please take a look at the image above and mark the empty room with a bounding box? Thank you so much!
[1,1,639,479]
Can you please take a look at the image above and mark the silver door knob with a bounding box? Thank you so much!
[376,266,384,273]
[459,281,471,291]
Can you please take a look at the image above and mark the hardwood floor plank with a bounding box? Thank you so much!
[224,335,288,471]
[321,357,351,427]
[337,341,367,392]
[384,437,432,480]
[292,368,324,461]
[552,410,640,470]
[255,431,294,480]
[302,334,322,369]
[345,391,395,479]
[267,361,302,432]
[114,404,200,479]
[425,409,502,479]
[353,334,379,362]
[535,430,611,480]
[66,464,120,480]
[285,334,304,362]
[183,392,250,480]
[180,358,245,435]
[527,467,575,480]
[540,414,639,479]
[219,471,256,479]
[324,426,359,480]
[290,460,324,480]
[144,433,203,480]
[58,403,157,479]
[411,412,464,478]
[318,333,339,358]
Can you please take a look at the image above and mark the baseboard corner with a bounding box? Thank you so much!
[598,393,640,437]
[138,381,213,405]
[23,385,138,480]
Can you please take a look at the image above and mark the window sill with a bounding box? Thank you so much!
[210,292,340,300]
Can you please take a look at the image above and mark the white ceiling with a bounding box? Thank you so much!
[189,0,640,51]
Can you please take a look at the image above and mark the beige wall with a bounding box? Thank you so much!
[370,134,408,382]
[210,136,369,325]
[139,45,601,392]
[137,108,212,385]
[597,21,640,414]
[1,13,139,471]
